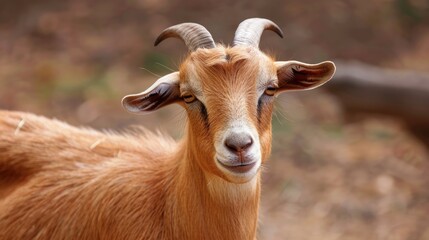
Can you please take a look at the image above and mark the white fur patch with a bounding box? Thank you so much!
[214,118,262,182]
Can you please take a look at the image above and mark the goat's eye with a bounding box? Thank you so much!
[182,94,196,103]
[264,86,277,96]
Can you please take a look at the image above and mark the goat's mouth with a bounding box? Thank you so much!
[216,159,258,174]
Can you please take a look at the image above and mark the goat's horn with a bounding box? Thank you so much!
[154,23,216,51]
[233,18,284,48]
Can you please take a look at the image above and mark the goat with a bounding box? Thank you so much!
[0,18,335,239]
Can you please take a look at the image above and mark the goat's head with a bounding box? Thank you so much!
[122,18,335,184]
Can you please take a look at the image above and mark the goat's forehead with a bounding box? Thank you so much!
[179,46,276,92]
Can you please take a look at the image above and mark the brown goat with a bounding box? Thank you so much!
[0,18,335,239]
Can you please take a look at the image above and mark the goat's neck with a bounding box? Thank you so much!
[167,129,261,239]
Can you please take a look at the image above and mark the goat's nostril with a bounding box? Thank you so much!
[224,134,253,153]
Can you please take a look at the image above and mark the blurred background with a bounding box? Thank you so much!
[1,0,429,239]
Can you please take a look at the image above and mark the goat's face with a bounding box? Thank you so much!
[179,46,279,183]
[122,19,335,184]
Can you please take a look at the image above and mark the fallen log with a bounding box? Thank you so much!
[326,61,429,144]
[327,61,429,129]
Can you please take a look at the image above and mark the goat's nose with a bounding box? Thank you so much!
[224,134,253,153]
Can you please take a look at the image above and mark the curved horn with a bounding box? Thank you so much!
[233,18,284,48]
[154,23,216,51]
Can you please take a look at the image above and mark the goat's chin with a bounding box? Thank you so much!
[224,172,259,184]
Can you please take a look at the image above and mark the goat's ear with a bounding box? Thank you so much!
[122,72,181,114]
[275,61,336,92]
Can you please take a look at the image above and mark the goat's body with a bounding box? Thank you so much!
[0,111,259,239]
